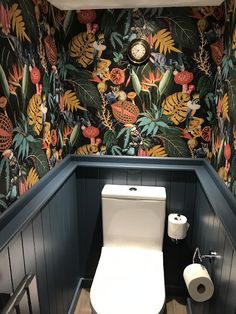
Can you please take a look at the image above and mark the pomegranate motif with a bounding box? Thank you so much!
[111,101,140,124]
[0,113,13,152]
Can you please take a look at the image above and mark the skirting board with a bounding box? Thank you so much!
[68,278,92,314]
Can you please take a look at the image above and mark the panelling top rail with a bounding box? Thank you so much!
[0,155,235,251]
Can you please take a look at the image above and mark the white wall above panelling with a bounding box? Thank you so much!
[48,0,223,10]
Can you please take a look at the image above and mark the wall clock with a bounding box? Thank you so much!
[127,38,151,64]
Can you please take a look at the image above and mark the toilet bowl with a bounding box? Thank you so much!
[90,184,166,314]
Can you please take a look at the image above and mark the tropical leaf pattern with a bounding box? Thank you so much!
[153,29,181,55]
[162,92,190,125]
[148,145,167,157]
[9,3,31,42]
[222,93,230,121]
[27,94,43,135]
[0,0,235,212]
[27,167,39,188]
[64,90,86,112]
[69,32,95,67]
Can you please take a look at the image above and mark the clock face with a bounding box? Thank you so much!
[127,39,150,64]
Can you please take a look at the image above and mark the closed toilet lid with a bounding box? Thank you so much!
[90,247,165,314]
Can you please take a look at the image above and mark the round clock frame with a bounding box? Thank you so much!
[127,38,151,64]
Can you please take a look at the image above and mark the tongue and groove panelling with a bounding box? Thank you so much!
[0,159,235,313]
[0,173,79,314]
[191,182,236,314]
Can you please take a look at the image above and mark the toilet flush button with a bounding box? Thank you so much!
[129,187,137,191]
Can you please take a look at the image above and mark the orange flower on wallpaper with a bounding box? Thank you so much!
[8,64,23,93]
[110,68,125,85]
[63,126,72,139]
[141,71,162,90]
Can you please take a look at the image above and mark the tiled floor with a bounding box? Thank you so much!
[74,289,187,314]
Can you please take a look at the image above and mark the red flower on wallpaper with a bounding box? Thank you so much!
[110,68,125,85]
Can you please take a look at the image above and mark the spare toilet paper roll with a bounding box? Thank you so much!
[167,213,189,240]
[183,263,214,302]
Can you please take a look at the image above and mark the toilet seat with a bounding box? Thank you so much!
[90,247,165,314]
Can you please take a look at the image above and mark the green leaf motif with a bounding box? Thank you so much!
[228,76,236,123]
[110,32,123,49]
[69,124,80,148]
[101,10,115,37]
[131,70,141,95]
[160,134,191,157]
[29,143,49,178]
[197,76,214,97]
[170,16,199,50]
[124,10,131,36]
[137,117,151,127]
[140,124,150,134]
[26,135,36,143]
[103,130,117,149]
[156,121,169,128]
[147,122,156,135]
[124,129,131,148]
[0,65,10,99]
[117,128,128,138]
[111,145,122,155]
[63,11,74,38]
[75,79,102,110]
[22,63,29,106]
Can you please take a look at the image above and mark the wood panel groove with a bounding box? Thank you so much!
[7,247,13,293]
[191,183,236,314]
[32,213,50,313]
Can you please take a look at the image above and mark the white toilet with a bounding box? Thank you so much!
[90,184,166,314]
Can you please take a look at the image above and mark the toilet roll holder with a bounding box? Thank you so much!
[192,247,218,264]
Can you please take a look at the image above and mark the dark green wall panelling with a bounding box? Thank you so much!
[0,173,79,313]
[0,157,235,313]
[0,0,236,211]
[191,182,236,314]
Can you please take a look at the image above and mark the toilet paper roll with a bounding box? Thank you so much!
[183,263,214,302]
[167,213,189,240]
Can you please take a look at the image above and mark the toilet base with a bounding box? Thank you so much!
[90,246,165,314]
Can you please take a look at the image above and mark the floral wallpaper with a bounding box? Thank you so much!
[0,0,235,211]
